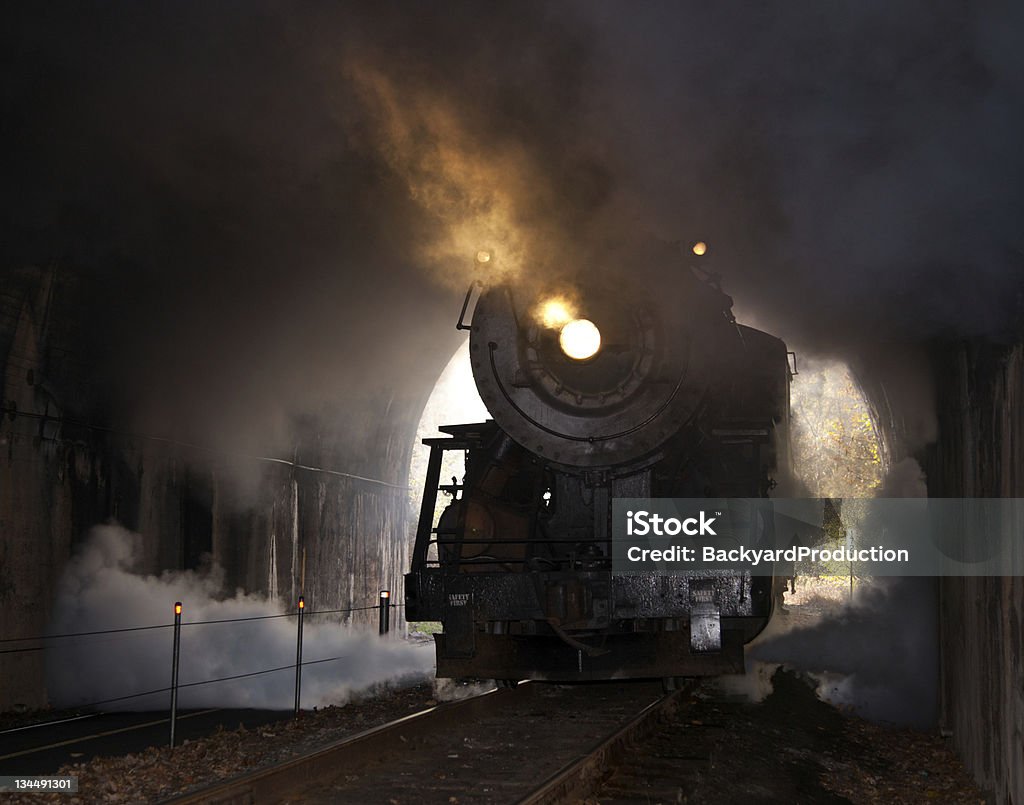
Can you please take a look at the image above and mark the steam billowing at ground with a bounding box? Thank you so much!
[745,577,939,729]
[46,525,433,709]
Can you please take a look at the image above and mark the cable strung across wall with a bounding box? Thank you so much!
[0,406,410,489]
[0,602,398,652]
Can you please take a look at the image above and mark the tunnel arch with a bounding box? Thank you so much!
[407,337,488,525]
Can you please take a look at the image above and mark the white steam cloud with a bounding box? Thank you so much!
[46,525,434,710]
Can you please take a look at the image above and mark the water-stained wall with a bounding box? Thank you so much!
[0,267,455,710]
[925,343,1024,804]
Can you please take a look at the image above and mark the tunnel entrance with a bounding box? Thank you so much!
[790,357,885,499]
[408,338,488,530]
[406,338,486,632]
[743,355,941,729]
[786,355,887,612]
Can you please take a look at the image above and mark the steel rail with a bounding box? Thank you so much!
[516,681,694,805]
[159,679,689,805]
[159,685,512,805]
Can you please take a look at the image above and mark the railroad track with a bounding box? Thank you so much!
[518,683,693,805]
[162,680,691,805]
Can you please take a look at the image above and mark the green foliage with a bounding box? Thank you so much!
[408,621,442,635]
[791,359,883,498]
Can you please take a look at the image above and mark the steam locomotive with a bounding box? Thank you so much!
[405,243,792,682]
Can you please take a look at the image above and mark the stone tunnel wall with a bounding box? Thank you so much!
[0,266,451,710]
[924,342,1024,804]
[0,424,418,710]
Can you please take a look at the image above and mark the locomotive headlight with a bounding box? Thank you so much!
[559,318,601,360]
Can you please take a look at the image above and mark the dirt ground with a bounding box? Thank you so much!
[593,667,985,804]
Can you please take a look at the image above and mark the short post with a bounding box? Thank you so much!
[169,601,182,748]
[294,596,305,716]
[378,590,391,635]
[846,527,856,602]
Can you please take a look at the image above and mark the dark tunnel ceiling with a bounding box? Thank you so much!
[3,2,1023,481]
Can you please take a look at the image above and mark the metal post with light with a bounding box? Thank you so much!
[294,595,305,716]
[169,601,182,748]
[378,590,391,635]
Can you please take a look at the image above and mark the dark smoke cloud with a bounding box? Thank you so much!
[746,454,938,728]
[5,2,1021,461]
[748,577,938,728]
[582,1,1024,351]
[2,2,612,465]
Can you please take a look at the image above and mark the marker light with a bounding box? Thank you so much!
[380,590,391,599]
[174,602,182,615]
[692,241,707,256]
[559,319,601,360]
[298,596,305,610]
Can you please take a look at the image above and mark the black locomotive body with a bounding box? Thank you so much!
[406,252,792,681]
